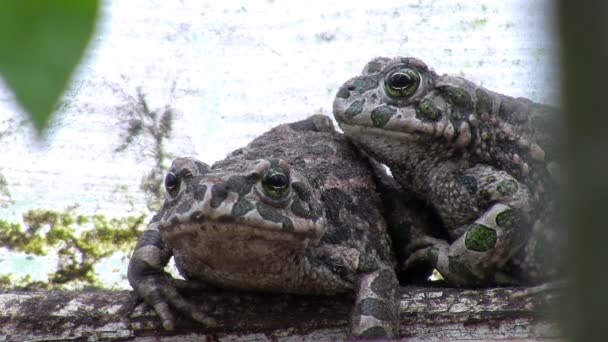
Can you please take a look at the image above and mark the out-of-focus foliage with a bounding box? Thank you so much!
[115,87,176,212]
[0,174,11,209]
[0,207,145,290]
[0,1,99,134]
[0,86,178,290]
[0,118,22,208]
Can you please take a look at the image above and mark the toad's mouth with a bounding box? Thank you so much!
[162,220,320,247]
[159,208,325,246]
[339,122,421,141]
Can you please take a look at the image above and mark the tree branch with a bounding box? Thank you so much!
[0,286,560,341]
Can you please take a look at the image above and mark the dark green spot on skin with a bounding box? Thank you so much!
[351,77,380,94]
[193,184,207,201]
[496,179,518,196]
[359,327,389,339]
[456,174,478,194]
[345,99,365,119]
[256,203,294,232]
[416,98,442,122]
[371,106,396,127]
[231,198,254,217]
[210,183,228,208]
[496,209,514,228]
[227,175,256,198]
[357,252,379,273]
[476,88,493,116]
[465,224,497,252]
[370,269,398,299]
[354,298,393,321]
[441,85,473,110]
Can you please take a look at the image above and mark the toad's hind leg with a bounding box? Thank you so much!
[350,267,399,339]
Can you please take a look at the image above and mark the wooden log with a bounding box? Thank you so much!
[0,286,560,341]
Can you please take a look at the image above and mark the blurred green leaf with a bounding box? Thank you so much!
[0,1,99,133]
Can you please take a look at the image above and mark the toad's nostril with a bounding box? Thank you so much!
[347,85,356,91]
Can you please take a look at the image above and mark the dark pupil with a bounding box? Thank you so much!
[265,173,288,189]
[389,72,414,89]
[165,172,179,190]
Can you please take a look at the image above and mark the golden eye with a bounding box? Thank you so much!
[262,167,290,198]
[384,67,421,98]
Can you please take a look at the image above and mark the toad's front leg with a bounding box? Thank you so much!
[406,164,532,286]
[127,222,216,330]
[351,266,399,338]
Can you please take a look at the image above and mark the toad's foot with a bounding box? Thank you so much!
[133,274,217,330]
[128,225,216,330]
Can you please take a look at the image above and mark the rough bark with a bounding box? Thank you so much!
[0,286,559,341]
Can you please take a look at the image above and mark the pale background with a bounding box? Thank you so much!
[0,0,558,287]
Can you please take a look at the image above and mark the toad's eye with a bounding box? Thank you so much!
[262,167,290,198]
[384,67,421,98]
[165,172,181,197]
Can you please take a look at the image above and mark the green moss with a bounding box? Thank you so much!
[0,208,145,290]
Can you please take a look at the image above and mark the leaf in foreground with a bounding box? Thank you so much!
[0,1,99,133]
